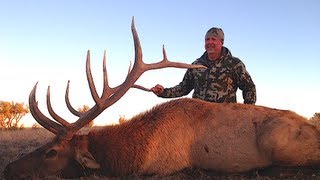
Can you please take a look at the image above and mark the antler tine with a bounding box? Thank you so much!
[101,50,113,97]
[132,84,152,92]
[143,45,206,70]
[128,61,132,74]
[29,83,63,135]
[65,80,82,117]
[47,86,70,127]
[162,45,168,62]
[131,17,143,69]
[86,50,103,107]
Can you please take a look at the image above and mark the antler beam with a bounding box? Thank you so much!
[29,17,206,140]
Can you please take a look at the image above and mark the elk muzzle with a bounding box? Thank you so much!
[3,162,34,180]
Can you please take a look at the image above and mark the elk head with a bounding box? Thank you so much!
[3,18,205,179]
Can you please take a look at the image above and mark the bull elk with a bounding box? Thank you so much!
[4,19,320,179]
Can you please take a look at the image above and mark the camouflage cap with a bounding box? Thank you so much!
[205,27,224,44]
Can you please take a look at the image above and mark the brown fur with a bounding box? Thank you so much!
[4,98,320,179]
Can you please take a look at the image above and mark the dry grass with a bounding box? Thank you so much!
[1,128,320,180]
[0,128,53,179]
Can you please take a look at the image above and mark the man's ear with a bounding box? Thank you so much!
[74,149,100,169]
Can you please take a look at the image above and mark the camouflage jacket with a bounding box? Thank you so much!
[158,47,256,104]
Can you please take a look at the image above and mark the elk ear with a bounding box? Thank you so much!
[75,149,100,169]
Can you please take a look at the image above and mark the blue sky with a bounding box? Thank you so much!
[1,0,319,126]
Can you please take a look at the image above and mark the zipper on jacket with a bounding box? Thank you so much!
[203,65,212,101]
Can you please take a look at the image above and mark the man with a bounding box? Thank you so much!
[151,27,256,104]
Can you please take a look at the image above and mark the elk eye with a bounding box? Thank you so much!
[45,149,57,159]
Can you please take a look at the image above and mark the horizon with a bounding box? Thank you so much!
[1,0,319,127]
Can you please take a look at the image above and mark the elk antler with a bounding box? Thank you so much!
[29,17,206,140]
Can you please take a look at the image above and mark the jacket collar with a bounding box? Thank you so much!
[198,46,232,66]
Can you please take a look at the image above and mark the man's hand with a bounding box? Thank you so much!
[151,84,164,96]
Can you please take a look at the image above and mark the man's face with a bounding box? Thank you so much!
[205,36,223,55]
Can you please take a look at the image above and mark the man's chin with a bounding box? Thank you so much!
[207,51,216,55]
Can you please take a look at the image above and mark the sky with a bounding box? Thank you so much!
[1,0,320,127]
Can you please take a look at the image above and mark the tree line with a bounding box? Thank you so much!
[0,101,95,129]
[0,101,28,129]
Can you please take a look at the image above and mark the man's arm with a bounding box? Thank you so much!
[151,69,194,98]
[235,62,256,104]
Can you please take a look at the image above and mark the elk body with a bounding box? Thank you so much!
[80,99,320,176]
[4,19,320,179]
